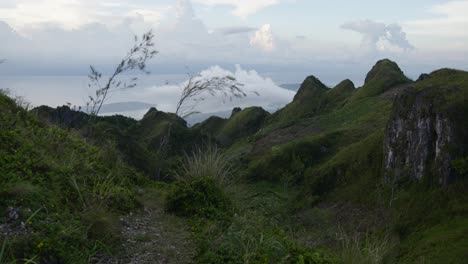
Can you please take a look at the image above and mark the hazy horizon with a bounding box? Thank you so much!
[1,0,467,118]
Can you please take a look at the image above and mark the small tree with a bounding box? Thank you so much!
[175,73,251,118]
[86,30,158,116]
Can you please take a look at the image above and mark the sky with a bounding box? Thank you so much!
[0,0,467,116]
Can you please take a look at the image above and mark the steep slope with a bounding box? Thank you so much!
[269,75,329,123]
[0,91,143,262]
[384,68,468,185]
[217,106,270,146]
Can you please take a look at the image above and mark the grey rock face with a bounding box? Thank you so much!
[384,88,455,185]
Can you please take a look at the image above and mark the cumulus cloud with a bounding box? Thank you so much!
[341,20,413,52]
[193,0,282,18]
[250,24,276,52]
[133,65,295,115]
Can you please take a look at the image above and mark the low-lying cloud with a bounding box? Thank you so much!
[133,64,295,115]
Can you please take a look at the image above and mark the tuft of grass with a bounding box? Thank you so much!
[173,144,234,186]
[336,231,396,264]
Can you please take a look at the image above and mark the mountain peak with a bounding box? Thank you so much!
[293,75,329,102]
[332,79,355,94]
[365,59,405,84]
[353,59,411,98]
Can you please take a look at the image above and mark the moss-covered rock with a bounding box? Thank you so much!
[384,68,468,185]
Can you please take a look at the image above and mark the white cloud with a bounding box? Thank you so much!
[193,0,281,18]
[0,0,167,33]
[250,24,276,52]
[403,1,468,39]
[341,20,413,53]
[134,65,295,114]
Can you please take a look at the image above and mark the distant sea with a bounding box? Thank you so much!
[0,72,362,120]
[0,74,187,108]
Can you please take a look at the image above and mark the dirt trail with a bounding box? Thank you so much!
[94,188,195,264]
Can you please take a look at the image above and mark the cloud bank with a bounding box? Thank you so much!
[133,64,295,115]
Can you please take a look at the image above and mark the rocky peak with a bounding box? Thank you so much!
[231,107,242,117]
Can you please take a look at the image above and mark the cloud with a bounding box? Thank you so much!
[250,24,276,52]
[0,0,167,32]
[134,64,295,114]
[341,19,413,52]
[0,0,297,75]
[403,1,468,42]
[216,26,257,35]
[193,0,282,18]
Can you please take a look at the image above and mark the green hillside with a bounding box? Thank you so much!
[1,59,467,263]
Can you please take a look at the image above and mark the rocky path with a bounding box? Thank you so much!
[94,188,195,264]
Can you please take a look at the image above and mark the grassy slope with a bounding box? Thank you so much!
[2,61,467,263]
[0,91,145,263]
[226,63,468,263]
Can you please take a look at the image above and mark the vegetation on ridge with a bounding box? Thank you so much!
[1,59,467,263]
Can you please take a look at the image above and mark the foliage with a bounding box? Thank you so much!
[0,92,143,262]
[196,214,333,264]
[165,177,234,219]
[391,180,468,263]
[175,73,248,118]
[336,231,396,264]
[452,157,468,178]
[86,30,158,115]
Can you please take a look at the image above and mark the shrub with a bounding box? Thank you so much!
[196,214,333,264]
[165,177,233,219]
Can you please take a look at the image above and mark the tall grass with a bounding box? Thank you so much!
[173,144,233,185]
[336,230,396,264]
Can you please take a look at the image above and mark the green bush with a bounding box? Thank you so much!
[165,178,234,219]
[195,214,333,264]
